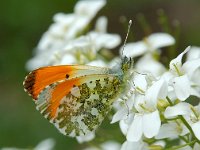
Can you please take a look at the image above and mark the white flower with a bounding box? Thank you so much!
[164,102,200,140]
[162,46,200,101]
[156,121,189,139]
[121,33,175,58]
[26,17,121,70]
[38,0,106,51]
[111,93,135,124]
[135,54,166,77]
[26,0,116,71]
[126,78,167,141]
[169,46,190,76]
[186,46,200,61]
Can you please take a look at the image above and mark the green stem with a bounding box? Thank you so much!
[178,116,200,143]
[179,135,188,143]
[166,96,173,106]
[191,106,199,120]
[165,140,196,150]
[166,97,200,144]
[165,117,179,121]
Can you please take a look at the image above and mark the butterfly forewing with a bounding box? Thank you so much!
[35,74,121,136]
[23,65,111,100]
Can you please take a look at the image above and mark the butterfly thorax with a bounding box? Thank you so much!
[119,56,134,93]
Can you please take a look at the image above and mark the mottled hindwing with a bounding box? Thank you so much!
[23,65,122,137]
[36,74,121,136]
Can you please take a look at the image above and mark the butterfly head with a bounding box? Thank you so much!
[121,56,134,74]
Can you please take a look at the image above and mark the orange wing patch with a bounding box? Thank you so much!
[46,78,81,118]
[24,66,73,99]
[23,65,110,100]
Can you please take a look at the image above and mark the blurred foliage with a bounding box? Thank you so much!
[0,0,200,149]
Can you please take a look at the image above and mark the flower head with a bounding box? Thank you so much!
[121,33,175,58]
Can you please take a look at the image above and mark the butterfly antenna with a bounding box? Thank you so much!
[121,20,132,56]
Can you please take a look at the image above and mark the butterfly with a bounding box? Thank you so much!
[23,20,133,137]
[23,56,134,137]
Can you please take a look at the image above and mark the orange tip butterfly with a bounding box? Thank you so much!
[23,20,133,137]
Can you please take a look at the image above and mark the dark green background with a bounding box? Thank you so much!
[1,0,200,149]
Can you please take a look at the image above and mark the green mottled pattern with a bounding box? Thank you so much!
[36,76,121,136]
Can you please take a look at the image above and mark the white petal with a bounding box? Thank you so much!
[101,141,121,150]
[60,54,76,65]
[95,16,108,33]
[192,121,200,140]
[87,60,107,67]
[127,114,143,142]
[147,33,175,50]
[156,122,180,139]
[76,132,95,143]
[145,79,167,107]
[75,0,106,18]
[134,94,146,113]
[64,17,90,40]
[111,108,128,124]
[187,46,200,61]
[161,71,174,83]
[136,54,166,77]
[173,75,191,101]
[35,138,55,150]
[164,102,191,118]
[194,143,200,150]
[183,58,200,77]
[167,86,178,102]
[143,110,161,138]
[189,86,200,98]
[37,31,63,51]
[153,141,166,148]
[121,140,148,150]
[89,32,121,50]
[122,41,147,57]
[169,46,190,74]
[133,74,147,92]
[53,13,75,24]
[191,68,200,86]
[119,114,134,135]
[49,22,68,37]
[64,36,89,50]
[120,120,129,135]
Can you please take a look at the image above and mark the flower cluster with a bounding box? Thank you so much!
[24,0,200,149]
[113,46,200,150]
[26,0,121,71]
